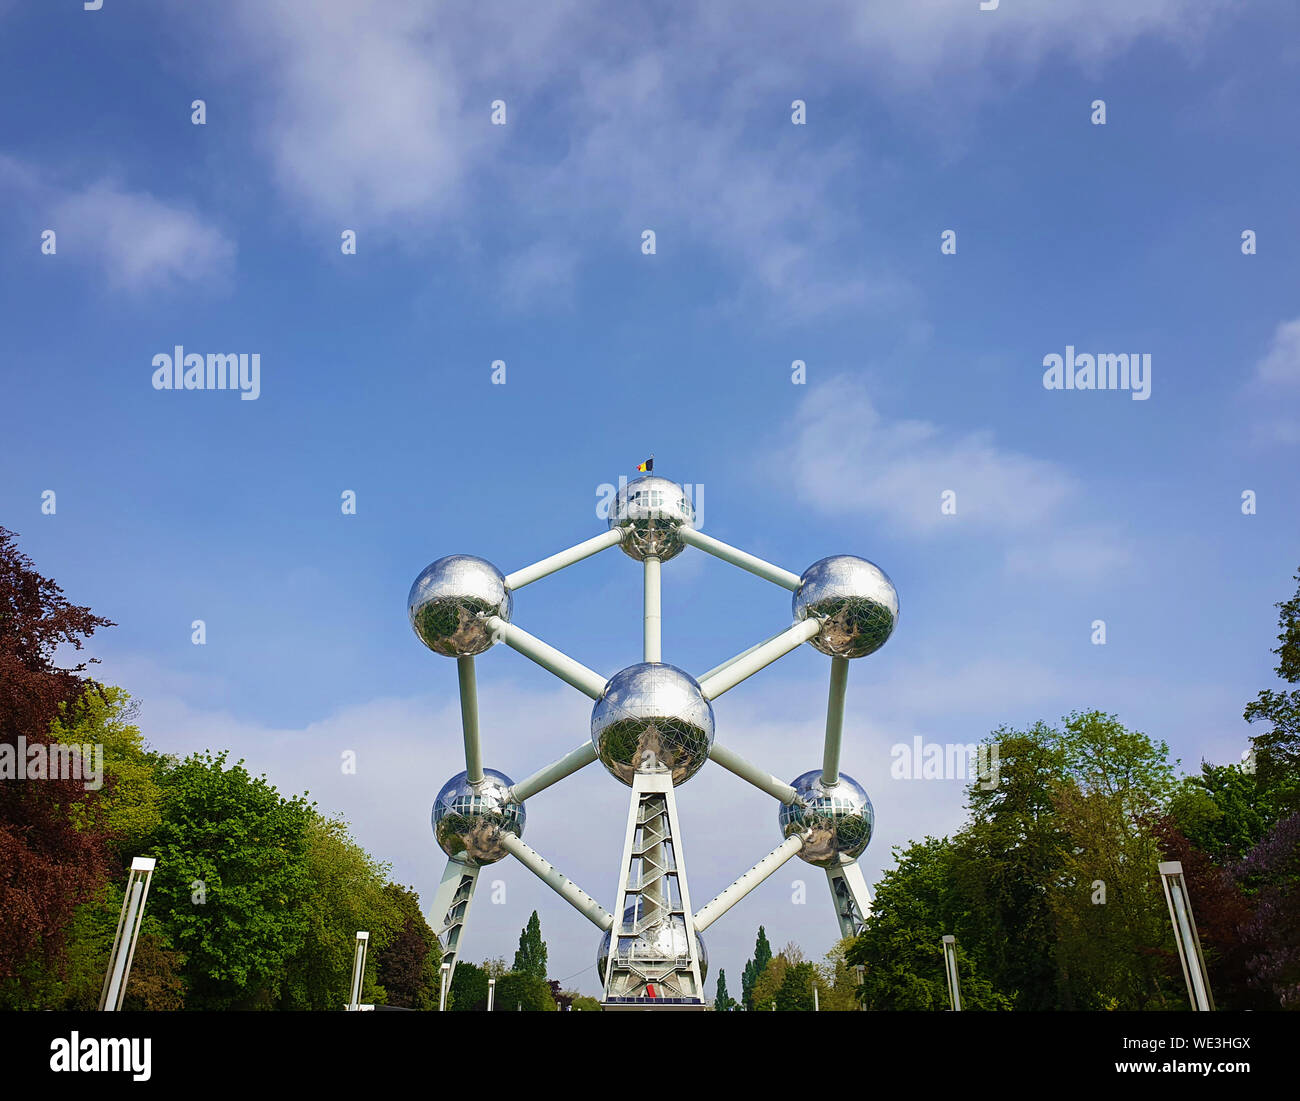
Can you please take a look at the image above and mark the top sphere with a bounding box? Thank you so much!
[608,476,695,561]
[408,554,511,657]
[793,555,898,658]
[591,662,715,785]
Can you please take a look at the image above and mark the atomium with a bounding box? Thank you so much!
[432,768,524,866]
[415,470,895,1007]
[778,770,874,867]
[591,662,715,785]
[608,475,695,562]
[408,554,511,657]
[794,555,899,659]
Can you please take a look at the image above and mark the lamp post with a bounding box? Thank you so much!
[942,935,962,1012]
[439,961,451,1012]
[99,857,156,1012]
[487,977,496,1012]
[1159,861,1214,1011]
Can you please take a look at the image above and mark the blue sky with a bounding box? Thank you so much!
[3,0,1299,998]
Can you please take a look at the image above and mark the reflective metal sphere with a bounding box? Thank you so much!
[408,554,511,657]
[431,768,524,866]
[597,907,708,984]
[779,770,874,867]
[793,555,898,658]
[608,476,695,562]
[591,663,715,785]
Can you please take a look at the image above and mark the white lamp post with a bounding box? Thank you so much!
[99,857,156,1012]
[1159,861,1214,1011]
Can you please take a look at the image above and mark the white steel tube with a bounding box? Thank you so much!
[486,617,608,699]
[487,978,496,1012]
[508,742,598,803]
[500,833,614,930]
[504,529,623,590]
[698,626,792,684]
[679,528,802,590]
[821,656,849,786]
[693,835,804,931]
[644,556,661,662]
[457,656,484,785]
[708,743,798,803]
[698,619,821,700]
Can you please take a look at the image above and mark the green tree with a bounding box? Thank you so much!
[449,961,489,1011]
[49,685,166,857]
[741,925,773,1010]
[713,968,737,1012]
[512,911,548,980]
[569,994,602,1011]
[1245,568,1300,814]
[374,883,442,1010]
[495,970,556,1011]
[847,837,1008,1011]
[144,751,315,1009]
[775,961,818,1011]
[277,815,402,1010]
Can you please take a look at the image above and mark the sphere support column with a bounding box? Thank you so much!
[429,859,481,984]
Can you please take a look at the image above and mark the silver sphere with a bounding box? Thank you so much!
[779,770,874,867]
[597,907,708,985]
[608,475,695,562]
[591,663,715,786]
[793,555,898,658]
[431,768,524,866]
[408,554,511,657]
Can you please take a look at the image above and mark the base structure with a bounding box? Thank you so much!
[600,771,707,1009]
[826,857,872,939]
[430,859,479,975]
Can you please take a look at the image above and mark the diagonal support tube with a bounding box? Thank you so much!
[486,616,608,699]
[679,528,802,590]
[500,833,613,931]
[693,835,804,932]
[708,743,798,804]
[504,529,623,590]
[508,742,598,804]
[697,619,821,700]
[457,656,484,785]
[821,656,849,787]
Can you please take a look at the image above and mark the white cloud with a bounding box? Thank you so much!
[781,374,1074,535]
[216,0,1228,316]
[0,156,234,292]
[54,182,235,292]
[1254,319,1300,386]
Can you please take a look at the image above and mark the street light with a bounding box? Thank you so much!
[1159,861,1214,1011]
[439,961,451,1012]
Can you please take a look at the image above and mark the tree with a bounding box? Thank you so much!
[374,883,442,1010]
[512,911,548,980]
[449,961,489,1011]
[1245,569,1300,813]
[776,961,818,1011]
[0,528,114,999]
[741,925,773,1010]
[144,751,316,1009]
[569,994,602,1011]
[713,968,737,1012]
[495,970,556,1011]
[277,815,403,1010]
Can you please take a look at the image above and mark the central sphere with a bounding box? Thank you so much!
[408,554,512,657]
[793,555,899,658]
[591,663,715,785]
[779,770,874,867]
[432,768,524,866]
[597,907,708,985]
[608,475,695,561]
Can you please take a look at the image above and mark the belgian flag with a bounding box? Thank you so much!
[636,457,654,472]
